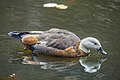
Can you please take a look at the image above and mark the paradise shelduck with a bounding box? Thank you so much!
[8,28,107,58]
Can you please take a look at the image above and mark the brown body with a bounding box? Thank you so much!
[9,28,107,57]
[13,28,89,57]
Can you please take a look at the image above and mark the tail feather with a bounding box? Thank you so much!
[8,31,30,39]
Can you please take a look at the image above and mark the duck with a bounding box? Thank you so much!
[8,28,107,58]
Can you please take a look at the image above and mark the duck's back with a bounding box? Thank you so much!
[8,28,82,57]
[38,28,81,50]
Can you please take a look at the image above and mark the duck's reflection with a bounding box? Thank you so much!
[9,51,107,73]
[79,56,107,73]
[22,56,79,71]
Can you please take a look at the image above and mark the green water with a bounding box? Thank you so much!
[0,0,120,80]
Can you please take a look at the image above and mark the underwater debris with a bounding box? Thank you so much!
[43,3,58,8]
[43,3,68,9]
[0,73,19,80]
[55,4,68,9]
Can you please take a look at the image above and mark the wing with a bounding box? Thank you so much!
[38,29,81,50]
[8,28,81,50]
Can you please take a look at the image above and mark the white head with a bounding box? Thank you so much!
[80,37,107,55]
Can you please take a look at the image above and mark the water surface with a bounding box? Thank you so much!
[0,0,120,80]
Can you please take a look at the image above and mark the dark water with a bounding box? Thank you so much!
[0,0,120,80]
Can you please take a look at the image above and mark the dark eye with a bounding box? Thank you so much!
[94,43,97,45]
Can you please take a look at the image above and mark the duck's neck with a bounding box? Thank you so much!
[79,43,90,54]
